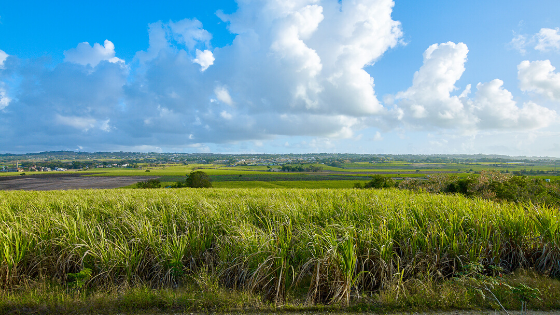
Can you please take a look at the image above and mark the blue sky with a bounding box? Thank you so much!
[1,0,560,156]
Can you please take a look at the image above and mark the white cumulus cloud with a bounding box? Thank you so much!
[394,42,557,131]
[534,28,560,52]
[124,0,403,146]
[518,60,560,101]
[394,42,473,129]
[64,40,124,67]
[473,79,556,129]
[193,49,215,71]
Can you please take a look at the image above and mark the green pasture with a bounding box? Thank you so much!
[334,168,460,173]
[211,180,366,189]
[86,165,274,176]
[0,170,81,177]
[340,161,560,173]
[223,165,271,171]
[0,172,22,177]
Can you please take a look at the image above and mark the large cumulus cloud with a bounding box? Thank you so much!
[393,42,557,132]
[394,42,472,129]
[0,54,127,149]
[0,0,404,150]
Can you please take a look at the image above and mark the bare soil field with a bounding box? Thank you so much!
[0,173,156,190]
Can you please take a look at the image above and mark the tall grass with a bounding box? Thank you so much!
[0,188,558,306]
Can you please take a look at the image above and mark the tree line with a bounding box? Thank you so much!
[357,171,560,208]
[136,171,212,189]
[281,164,322,172]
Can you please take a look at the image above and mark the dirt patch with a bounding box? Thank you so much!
[0,174,157,191]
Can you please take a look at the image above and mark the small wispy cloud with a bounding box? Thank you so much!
[64,40,124,67]
[510,27,560,54]
[535,27,560,52]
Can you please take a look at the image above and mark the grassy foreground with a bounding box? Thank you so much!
[1,188,559,313]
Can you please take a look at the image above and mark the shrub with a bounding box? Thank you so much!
[171,181,187,188]
[363,175,395,189]
[445,177,475,195]
[185,171,212,188]
[136,179,161,189]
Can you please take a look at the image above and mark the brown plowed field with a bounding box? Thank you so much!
[0,173,156,190]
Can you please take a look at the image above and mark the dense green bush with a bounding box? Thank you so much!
[364,175,396,188]
[171,171,213,188]
[355,175,396,189]
[135,179,161,189]
[185,170,212,188]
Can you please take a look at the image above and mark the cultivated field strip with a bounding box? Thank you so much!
[0,189,558,304]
